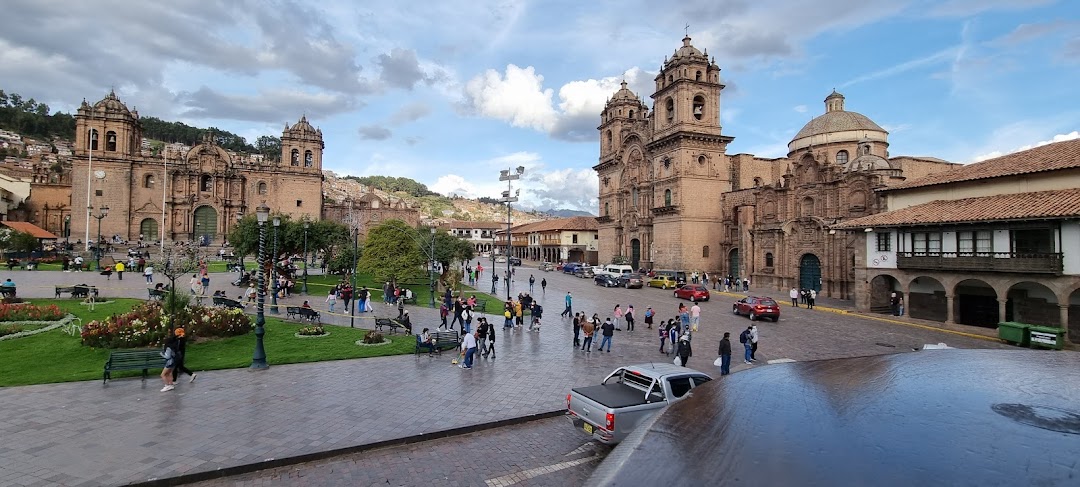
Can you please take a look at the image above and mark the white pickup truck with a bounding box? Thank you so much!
[566,363,711,444]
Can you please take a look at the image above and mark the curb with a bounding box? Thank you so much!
[130,409,567,486]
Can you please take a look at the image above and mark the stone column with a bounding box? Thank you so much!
[1059,305,1070,343]
[998,298,1008,324]
[945,293,955,325]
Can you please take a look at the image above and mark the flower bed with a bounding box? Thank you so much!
[295,325,328,337]
[0,303,64,322]
[81,301,252,349]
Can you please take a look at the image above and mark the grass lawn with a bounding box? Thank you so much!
[0,299,417,387]
[304,274,513,314]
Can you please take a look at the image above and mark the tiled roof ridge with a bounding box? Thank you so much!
[834,187,1080,229]
[884,138,1080,191]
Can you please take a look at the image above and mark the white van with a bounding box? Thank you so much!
[598,264,635,278]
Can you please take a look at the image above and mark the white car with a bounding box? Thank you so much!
[495,256,507,263]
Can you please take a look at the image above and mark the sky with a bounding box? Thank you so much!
[1,0,1077,213]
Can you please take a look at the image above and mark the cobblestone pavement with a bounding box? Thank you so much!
[0,266,1022,486]
[192,416,608,487]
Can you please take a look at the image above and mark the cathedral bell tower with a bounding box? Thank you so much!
[281,115,324,170]
[650,36,724,139]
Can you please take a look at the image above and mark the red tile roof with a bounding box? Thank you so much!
[1,221,58,239]
[833,188,1080,228]
[447,220,505,230]
[883,139,1080,191]
[495,216,598,234]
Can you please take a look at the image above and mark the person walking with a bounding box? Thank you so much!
[325,287,338,312]
[561,292,573,317]
[200,273,210,295]
[718,332,732,375]
[357,286,370,313]
[502,303,514,329]
[143,264,154,283]
[450,298,464,330]
[439,302,449,329]
[789,287,799,308]
[624,305,635,332]
[514,298,524,328]
[599,317,615,352]
[676,334,693,366]
[808,288,817,309]
[658,321,668,353]
[529,302,543,332]
[667,320,679,356]
[572,313,582,347]
[340,284,353,311]
[690,303,701,332]
[540,277,547,294]
[189,274,200,295]
[115,260,125,280]
[612,304,624,330]
[740,326,753,364]
[160,335,178,392]
[678,304,690,334]
[529,274,535,293]
[459,329,478,369]
[749,324,760,361]
[397,298,405,319]
[581,316,595,353]
[644,306,654,329]
[482,318,497,358]
[171,327,197,383]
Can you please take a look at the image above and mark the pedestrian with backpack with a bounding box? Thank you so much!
[740,326,754,364]
[658,319,669,353]
[749,324,759,361]
[644,306,654,329]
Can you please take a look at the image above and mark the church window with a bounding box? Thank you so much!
[88,129,99,151]
[95,189,103,197]
[290,149,299,166]
[604,202,610,216]
[698,155,706,165]
[765,252,774,267]
[605,130,612,149]
[696,71,702,81]
[753,177,762,187]
[665,98,674,123]
[105,131,117,152]
[304,150,313,167]
[801,197,814,217]
[629,110,634,119]
[631,188,638,207]
[664,189,672,206]
[836,150,849,166]
[702,246,710,258]
[693,96,705,120]
[201,175,212,192]
[668,75,673,84]
[144,174,155,188]
[296,199,303,207]
[257,181,267,195]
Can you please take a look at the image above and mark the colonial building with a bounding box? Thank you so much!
[69,91,324,244]
[495,216,599,265]
[594,36,954,299]
[322,188,422,241]
[443,220,503,254]
[835,139,1080,343]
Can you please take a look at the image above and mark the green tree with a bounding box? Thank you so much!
[359,220,426,284]
[154,246,200,318]
[328,245,359,275]
[9,231,38,256]
[255,135,282,162]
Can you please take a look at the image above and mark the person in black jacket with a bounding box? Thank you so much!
[676,334,693,366]
[481,318,497,358]
[171,328,197,383]
[399,309,413,335]
[717,332,732,375]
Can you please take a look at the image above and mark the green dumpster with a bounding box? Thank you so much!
[1028,325,1065,350]
[997,322,1030,347]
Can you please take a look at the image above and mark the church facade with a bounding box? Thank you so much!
[595,36,954,299]
[69,92,324,245]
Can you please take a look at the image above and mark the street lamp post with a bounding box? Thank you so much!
[91,205,109,271]
[270,216,280,314]
[350,227,358,328]
[302,221,310,295]
[235,211,244,271]
[251,203,270,369]
[428,227,436,309]
[498,166,524,300]
[490,234,497,294]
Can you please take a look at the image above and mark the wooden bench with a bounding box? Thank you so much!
[55,285,97,299]
[415,330,460,355]
[103,349,165,384]
[374,318,405,335]
[0,286,16,299]
[285,306,320,322]
[213,296,244,310]
[401,292,418,305]
[148,288,166,300]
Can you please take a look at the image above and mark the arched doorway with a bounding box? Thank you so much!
[630,239,641,270]
[193,206,218,244]
[799,253,821,292]
[728,248,739,278]
[869,274,901,314]
[1006,282,1058,327]
[1069,287,1080,344]
[955,279,998,328]
[139,218,159,241]
[909,276,947,321]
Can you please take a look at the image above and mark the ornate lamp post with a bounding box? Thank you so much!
[428,227,436,309]
[270,216,280,314]
[251,203,270,370]
[302,221,310,295]
[490,233,497,294]
[91,205,109,271]
[498,166,524,300]
[350,227,358,328]
[235,211,244,271]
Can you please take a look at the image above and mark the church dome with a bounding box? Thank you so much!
[845,153,892,172]
[664,36,708,67]
[788,91,888,154]
[92,90,133,117]
[608,80,639,104]
[289,115,317,133]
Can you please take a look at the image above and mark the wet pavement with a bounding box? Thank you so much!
[0,265,1022,486]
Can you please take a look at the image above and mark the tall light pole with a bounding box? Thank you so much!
[235,211,244,271]
[428,227,436,309]
[350,227,358,328]
[251,203,270,369]
[490,233,497,295]
[91,205,108,271]
[498,166,524,300]
[270,216,280,314]
[302,221,310,295]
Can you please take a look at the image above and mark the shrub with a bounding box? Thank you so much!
[0,324,25,337]
[362,330,384,344]
[297,325,326,336]
[0,303,64,322]
[81,301,252,349]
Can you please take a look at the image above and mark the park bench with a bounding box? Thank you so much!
[147,288,166,300]
[374,317,406,335]
[401,291,417,305]
[213,296,244,310]
[102,349,166,384]
[415,330,459,355]
[285,306,320,322]
[0,286,16,299]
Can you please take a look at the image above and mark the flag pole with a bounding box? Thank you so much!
[161,147,167,252]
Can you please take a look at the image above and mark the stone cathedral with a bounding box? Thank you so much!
[594,36,954,299]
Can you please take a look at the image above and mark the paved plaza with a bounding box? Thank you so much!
[0,265,1022,486]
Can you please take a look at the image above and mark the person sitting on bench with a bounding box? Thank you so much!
[301,300,312,309]
[400,309,413,335]
[418,327,436,355]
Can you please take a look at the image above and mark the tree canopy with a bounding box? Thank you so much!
[0,89,76,141]
[227,214,350,264]
[342,175,439,197]
[358,220,428,284]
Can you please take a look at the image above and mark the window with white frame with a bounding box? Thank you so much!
[958,230,992,256]
[876,232,891,252]
[912,232,942,255]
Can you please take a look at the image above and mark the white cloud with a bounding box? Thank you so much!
[972,131,1079,162]
[429,151,596,211]
[928,0,1055,17]
[840,46,959,88]
[463,64,557,132]
[792,105,807,113]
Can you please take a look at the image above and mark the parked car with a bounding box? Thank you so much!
[594,274,620,287]
[674,284,710,302]
[619,273,645,289]
[647,275,678,289]
[732,296,781,322]
[539,262,555,271]
[562,262,583,274]
[567,364,712,444]
[495,255,507,263]
[654,269,688,285]
[575,265,595,278]
[509,256,522,266]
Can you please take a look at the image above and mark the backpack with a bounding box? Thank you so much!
[739,330,749,344]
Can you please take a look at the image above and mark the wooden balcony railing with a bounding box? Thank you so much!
[896,252,1063,275]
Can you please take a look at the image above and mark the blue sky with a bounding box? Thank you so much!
[1,0,1076,212]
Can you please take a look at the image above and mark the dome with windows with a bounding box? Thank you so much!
[609,80,638,103]
[666,36,707,65]
[288,115,318,134]
[788,91,887,154]
[91,90,133,117]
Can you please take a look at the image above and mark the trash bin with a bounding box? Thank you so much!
[997,322,1030,347]
[1028,325,1065,350]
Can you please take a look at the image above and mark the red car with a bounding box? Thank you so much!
[732,296,780,322]
[673,284,710,302]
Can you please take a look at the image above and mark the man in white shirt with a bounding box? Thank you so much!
[460,330,478,369]
[789,288,799,308]
[808,289,817,309]
[690,303,701,332]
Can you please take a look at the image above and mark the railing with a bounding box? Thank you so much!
[595,216,613,223]
[896,252,1063,275]
[651,205,679,216]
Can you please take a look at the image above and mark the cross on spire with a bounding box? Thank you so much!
[684,24,689,36]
